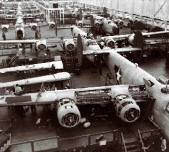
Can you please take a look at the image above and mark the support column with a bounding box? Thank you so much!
[116,0,119,12]
[63,9,64,24]
[60,9,62,24]
[131,0,135,20]
[152,0,155,25]
[165,0,169,30]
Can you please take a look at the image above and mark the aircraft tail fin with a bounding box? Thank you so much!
[90,15,94,27]
[76,34,83,67]
[133,30,144,48]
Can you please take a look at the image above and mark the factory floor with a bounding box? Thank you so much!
[0,60,160,152]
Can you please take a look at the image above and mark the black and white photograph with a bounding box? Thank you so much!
[0,0,169,151]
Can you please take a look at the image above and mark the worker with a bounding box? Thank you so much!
[50,64,56,74]
[31,105,36,115]
[35,30,38,39]
[4,88,10,95]
[16,48,22,57]
[14,84,23,95]
[64,82,70,89]
[35,117,41,128]
[161,137,167,152]
[99,41,105,49]
[2,32,6,40]
[55,23,57,36]
[51,84,56,90]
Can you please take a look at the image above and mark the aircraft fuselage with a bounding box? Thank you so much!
[104,51,169,140]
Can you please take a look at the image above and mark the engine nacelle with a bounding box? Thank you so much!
[93,15,103,28]
[48,21,55,29]
[94,20,102,27]
[57,98,81,128]
[63,39,75,51]
[76,20,83,26]
[103,37,116,48]
[36,40,47,51]
[1,24,9,32]
[114,94,140,123]
[114,19,123,26]
[30,23,37,31]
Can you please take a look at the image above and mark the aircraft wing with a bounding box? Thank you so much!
[83,47,142,55]
[101,30,169,41]
[142,30,169,37]
[83,49,111,55]
[0,72,71,89]
[0,61,63,73]
[101,34,129,40]
[0,39,39,44]
[115,47,142,53]
[0,84,148,106]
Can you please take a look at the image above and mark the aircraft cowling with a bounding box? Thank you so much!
[36,40,47,51]
[94,22,100,27]
[63,39,75,51]
[94,17,103,28]
[1,25,9,32]
[114,94,140,123]
[30,23,37,31]
[16,28,24,40]
[57,98,81,128]
[116,19,123,26]
[104,38,116,48]
[48,22,55,29]
[77,20,83,26]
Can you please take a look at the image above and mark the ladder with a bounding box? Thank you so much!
[121,131,144,152]
[8,55,17,67]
